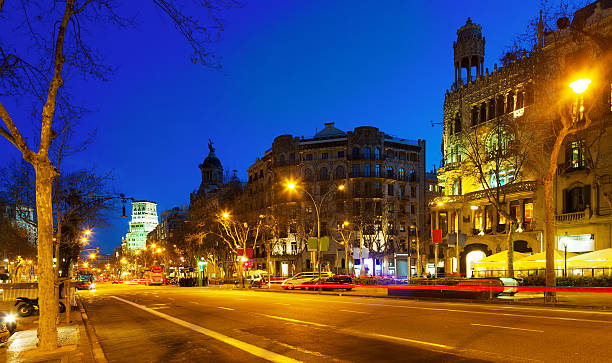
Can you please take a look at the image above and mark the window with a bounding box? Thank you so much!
[454,112,462,133]
[304,169,313,181]
[387,166,394,178]
[352,147,360,159]
[375,164,381,177]
[364,164,371,177]
[563,185,590,213]
[352,164,360,177]
[375,148,380,160]
[523,199,533,231]
[364,147,371,159]
[506,92,515,113]
[306,154,313,161]
[453,178,462,195]
[566,140,585,169]
[489,170,515,188]
[471,106,479,126]
[322,152,328,160]
[335,166,345,179]
[409,169,416,182]
[572,96,585,123]
[398,187,402,200]
[480,102,487,123]
[320,167,328,180]
[338,151,345,158]
[388,184,394,196]
[410,186,416,198]
[486,128,514,159]
[399,168,405,180]
[289,153,295,161]
[375,182,381,194]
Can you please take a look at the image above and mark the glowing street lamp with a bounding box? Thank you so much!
[89,253,96,260]
[286,180,345,287]
[569,78,591,94]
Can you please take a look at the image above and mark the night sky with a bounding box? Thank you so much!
[0,1,551,253]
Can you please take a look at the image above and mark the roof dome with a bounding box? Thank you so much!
[314,122,346,139]
[200,140,222,170]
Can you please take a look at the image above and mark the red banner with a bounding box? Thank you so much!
[237,248,253,258]
[432,229,442,244]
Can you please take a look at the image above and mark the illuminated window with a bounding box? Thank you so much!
[572,96,585,123]
[364,164,371,177]
[399,168,405,180]
[364,147,371,159]
[375,148,380,160]
[523,199,533,231]
[566,140,585,169]
[375,164,381,177]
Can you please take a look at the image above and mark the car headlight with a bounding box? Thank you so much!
[90,283,96,289]
[3,314,16,323]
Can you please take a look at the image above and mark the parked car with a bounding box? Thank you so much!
[234,270,269,288]
[302,275,354,291]
[281,271,333,290]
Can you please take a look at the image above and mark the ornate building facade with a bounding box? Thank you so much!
[434,1,612,277]
[123,200,159,252]
[245,123,427,277]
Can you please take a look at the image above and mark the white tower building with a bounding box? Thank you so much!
[124,200,159,251]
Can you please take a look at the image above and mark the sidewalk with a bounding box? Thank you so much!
[0,299,99,362]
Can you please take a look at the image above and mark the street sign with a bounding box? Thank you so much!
[307,237,330,251]
[433,229,442,243]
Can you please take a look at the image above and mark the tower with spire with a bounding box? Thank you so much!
[198,139,223,195]
[453,17,485,87]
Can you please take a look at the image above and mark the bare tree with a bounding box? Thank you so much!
[0,0,240,349]
[460,107,531,277]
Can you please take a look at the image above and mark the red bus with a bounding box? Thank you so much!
[144,266,164,286]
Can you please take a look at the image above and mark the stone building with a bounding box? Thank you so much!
[245,123,427,277]
[433,1,612,277]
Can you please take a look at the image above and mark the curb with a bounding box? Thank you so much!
[77,297,108,363]
[252,287,612,311]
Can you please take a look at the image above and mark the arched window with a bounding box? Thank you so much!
[480,102,487,123]
[320,167,328,180]
[364,147,371,159]
[486,128,514,159]
[506,91,514,113]
[335,166,345,179]
[454,112,462,133]
[304,169,313,181]
[386,166,394,178]
[409,169,416,182]
[352,147,360,159]
[375,148,380,160]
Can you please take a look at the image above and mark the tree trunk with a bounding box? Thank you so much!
[506,221,515,278]
[35,162,58,350]
[543,174,557,302]
[266,250,271,288]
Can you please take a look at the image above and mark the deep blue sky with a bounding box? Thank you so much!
[1,1,551,253]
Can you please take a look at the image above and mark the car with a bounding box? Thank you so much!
[281,271,333,290]
[75,275,95,290]
[234,270,269,287]
[301,275,355,291]
[112,278,123,284]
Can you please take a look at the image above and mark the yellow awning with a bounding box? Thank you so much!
[515,250,576,270]
[473,250,528,270]
[567,248,612,269]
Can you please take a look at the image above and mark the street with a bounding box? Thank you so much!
[79,283,612,362]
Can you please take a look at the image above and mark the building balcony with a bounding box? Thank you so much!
[555,208,591,225]
[557,159,592,175]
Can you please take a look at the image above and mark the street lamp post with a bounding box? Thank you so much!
[287,182,344,290]
[409,223,420,278]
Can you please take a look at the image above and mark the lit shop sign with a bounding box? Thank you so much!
[558,234,594,253]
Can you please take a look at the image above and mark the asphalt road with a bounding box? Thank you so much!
[79,283,612,362]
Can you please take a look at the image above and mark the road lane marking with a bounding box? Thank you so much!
[470,323,543,332]
[259,314,330,328]
[274,303,291,306]
[339,309,369,314]
[362,332,453,349]
[111,296,300,363]
[218,307,235,311]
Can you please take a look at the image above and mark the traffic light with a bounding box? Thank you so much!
[96,247,100,254]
